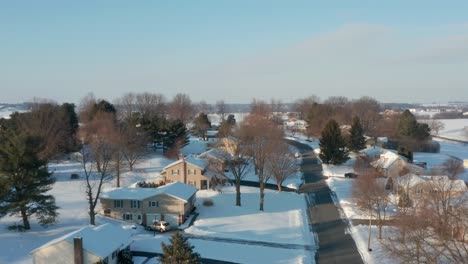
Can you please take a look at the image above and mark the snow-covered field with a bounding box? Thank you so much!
[436,119,468,141]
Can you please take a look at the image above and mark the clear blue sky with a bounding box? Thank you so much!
[1,1,468,104]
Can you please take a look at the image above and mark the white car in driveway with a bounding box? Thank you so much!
[146,220,171,232]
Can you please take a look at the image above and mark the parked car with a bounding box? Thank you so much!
[344,172,358,178]
[146,220,171,232]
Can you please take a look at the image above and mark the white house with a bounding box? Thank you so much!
[31,223,132,264]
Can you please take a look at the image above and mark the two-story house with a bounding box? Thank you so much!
[160,155,213,190]
[99,181,197,227]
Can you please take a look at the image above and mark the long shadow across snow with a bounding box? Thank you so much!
[286,139,364,264]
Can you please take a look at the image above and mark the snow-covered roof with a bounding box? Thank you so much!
[101,181,197,202]
[163,159,184,170]
[360,146,383,158]
[185,156,208,169]
[370,151,402,169]
[31,224,131,259]
[398,174,468,192]
[199,148,229,161]
[163,156,208,170]
[396,174,426,188]
[420,176,468,192]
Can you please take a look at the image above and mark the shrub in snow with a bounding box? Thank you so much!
[118,249,133,264]
[137,181,166,188]
[202,199,214,206]
[70,173,80,179]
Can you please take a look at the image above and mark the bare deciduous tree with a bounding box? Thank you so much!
[266,142,298,191]
[293,95,320,120]
[120,124,149,172]
[250,98,271,117]
[211,134,251,206]
[168,93,194,123]
[241,115,283,211]
[79,113,117,225]
[352,172,390,240]
[216,100,227,120]
[427,119,445,136]
[351,96,381,135]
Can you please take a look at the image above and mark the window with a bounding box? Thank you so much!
[188,169,196,175]
[137,215,141,220]
[130,200,140,208]
[114,200,124,208]
[149,201,159,207]
[172,169,179,175]
[188,180,196,187]
[124,214,133,221]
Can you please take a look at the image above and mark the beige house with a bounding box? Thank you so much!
[161,155,213,190]
[31,224,131,264]
[368,149,424,178]
[99,181,197,227]
[217,136,239,156]
[395,173,467,198]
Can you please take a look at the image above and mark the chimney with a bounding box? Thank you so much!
[74,237,83,264]
[179,154,185,161]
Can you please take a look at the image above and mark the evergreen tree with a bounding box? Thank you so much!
[397,110,418,137]
[319,119,349,165]
[397,110,431,142]
[218,114,236,138]
[192,113,211,140]
[159,232,201,264]
[0,131,59,230]
[348,117,366,152]
[165,119,190,150]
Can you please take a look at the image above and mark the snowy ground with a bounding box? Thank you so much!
[326,177,396,264]
[436,119,468,141]
[0,151,173,264]
[132,186,315,264]
[133,234,311,264]
[186,187,312,246]
[0,137,314,263]
[436,139,468,181]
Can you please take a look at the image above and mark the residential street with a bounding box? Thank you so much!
[287,139,364,264]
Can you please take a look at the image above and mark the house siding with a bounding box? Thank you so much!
[99,193,195,226]
[163,162,210,190]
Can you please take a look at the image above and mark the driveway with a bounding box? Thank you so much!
[287,139,364,264]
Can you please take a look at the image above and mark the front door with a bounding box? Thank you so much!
[201,180,208,190]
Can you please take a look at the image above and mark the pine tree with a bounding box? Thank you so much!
[159,232,201,264]
[0,132,59,230]
[348,117,366,152]
[192,113,211,140]
[319,119,350,165]
[397,110,418,137]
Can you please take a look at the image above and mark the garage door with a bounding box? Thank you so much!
[146,214,161,225]
[163,214,180,227]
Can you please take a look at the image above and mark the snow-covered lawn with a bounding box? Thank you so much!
[133,234,312,264]
[436,139,468,182]
[321,155,356,177]
[349,225,393,264]
[186,186,312,246]
[131,185,315,264]
[0,152,173,264]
